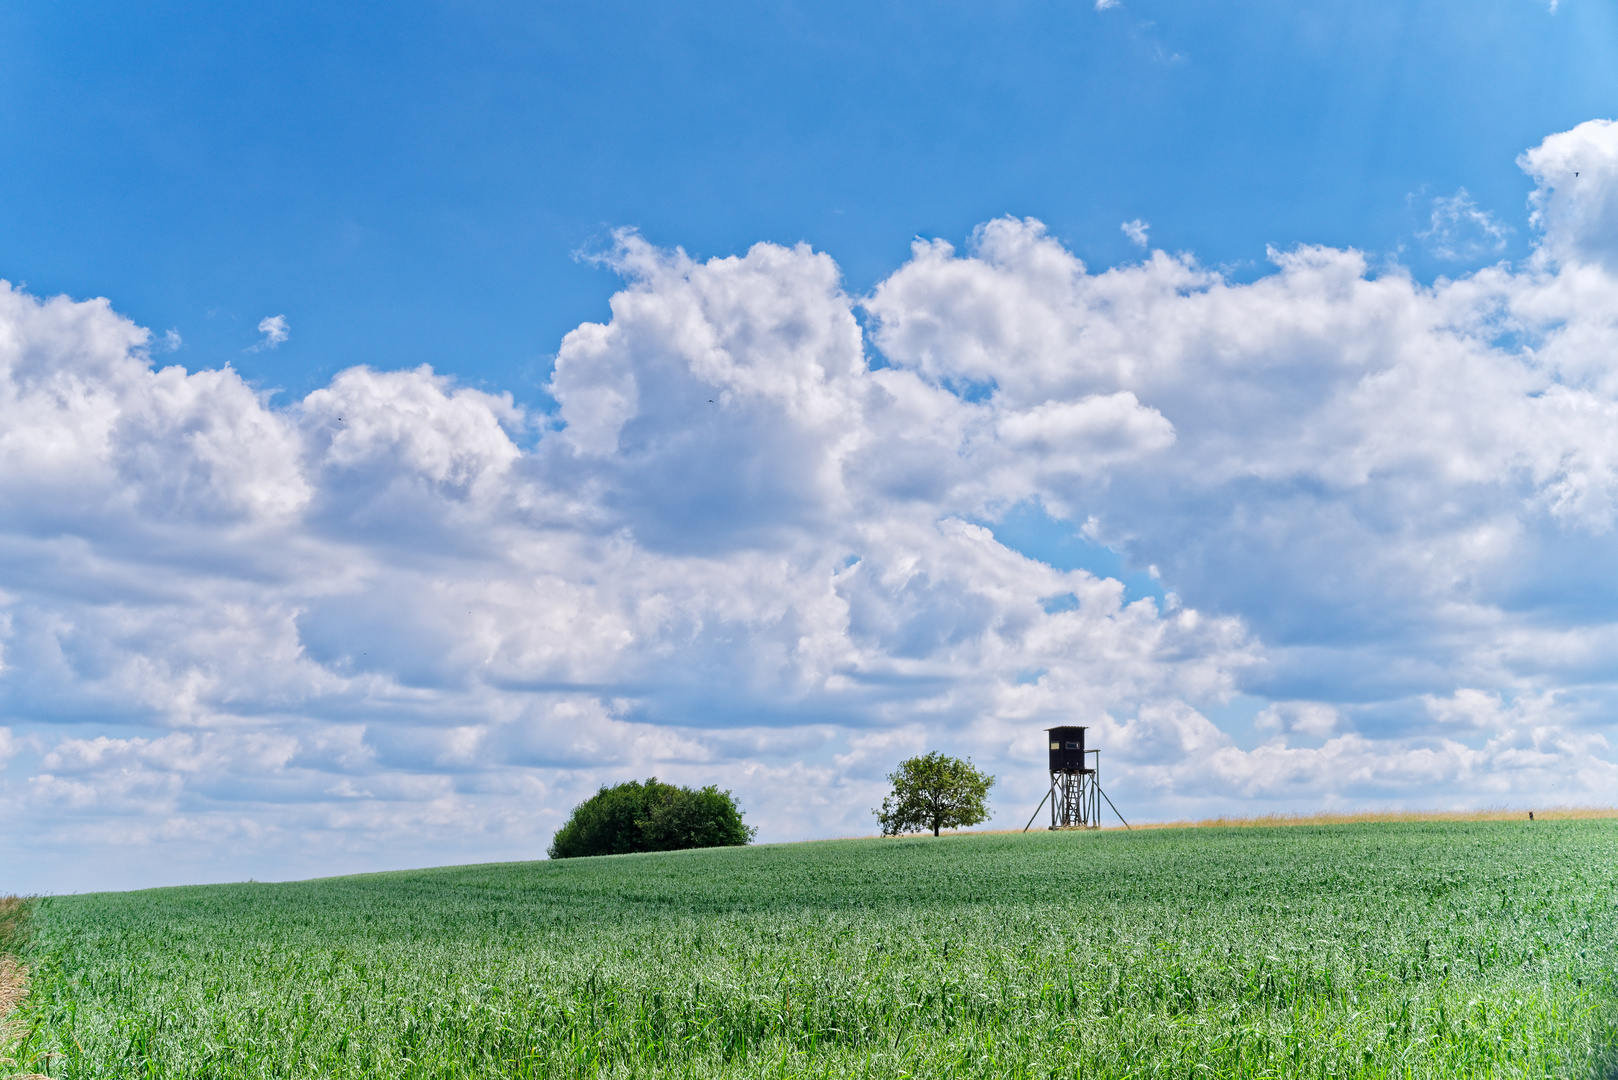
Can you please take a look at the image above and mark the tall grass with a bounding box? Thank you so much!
[9,821,1618,1078]
[0,895,35,1067]
[0,897,30,957]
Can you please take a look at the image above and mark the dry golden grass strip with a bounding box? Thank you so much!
[883,805,1618,839]
[0,894,39,1078]
[1126,805,1618,830]
[0,955,43,1080]
[0,955,27,1031]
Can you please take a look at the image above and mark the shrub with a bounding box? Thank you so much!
[548,778,757,858]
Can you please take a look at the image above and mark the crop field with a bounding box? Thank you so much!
[4,819,1617,1079]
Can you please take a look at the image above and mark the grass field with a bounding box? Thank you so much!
[4,819,1618,1079]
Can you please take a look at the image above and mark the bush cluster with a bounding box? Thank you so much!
[547,778,756,859]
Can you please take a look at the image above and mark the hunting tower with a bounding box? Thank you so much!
[1045,725,1100,829]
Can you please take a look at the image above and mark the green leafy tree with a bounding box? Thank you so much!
[548,778,757,859]
[874,752,995,837]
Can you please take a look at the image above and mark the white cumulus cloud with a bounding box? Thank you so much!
[249,313,289,351]
[4,120,1618,892]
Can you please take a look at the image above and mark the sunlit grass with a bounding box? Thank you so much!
[9,821,1618,1078]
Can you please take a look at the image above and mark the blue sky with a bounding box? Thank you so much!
[4,0,1613,401]
[4,0,1618,893]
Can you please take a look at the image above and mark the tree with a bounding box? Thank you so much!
[548,778,757,858]
[874,752,995,837]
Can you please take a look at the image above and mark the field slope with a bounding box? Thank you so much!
[8,820,1618,1078]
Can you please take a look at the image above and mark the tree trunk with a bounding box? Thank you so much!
[933,821,940,836]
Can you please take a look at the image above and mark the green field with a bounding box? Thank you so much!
[7,821,1618,1079]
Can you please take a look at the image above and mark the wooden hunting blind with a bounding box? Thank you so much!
[1047,725,1088,773]
[1045,725,1099,829]
[1024,725,1129,831]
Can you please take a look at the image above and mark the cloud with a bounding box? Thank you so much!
[1520,119,1618,271]
[249,314,289,352]
[6,119,1618,891]
[1095,0,1120,10]
[1254,702,1338,738]
[1417,187,1512,261]
[1121,219,1149,247]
